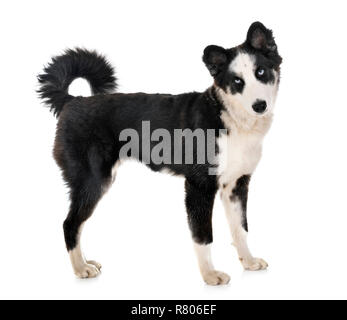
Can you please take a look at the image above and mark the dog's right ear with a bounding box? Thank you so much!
[203,45,228,77]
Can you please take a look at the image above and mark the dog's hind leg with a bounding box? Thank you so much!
[60,152,117,279]
[221,175,268,271]
[185,180,230,286]
[63,176,107,278]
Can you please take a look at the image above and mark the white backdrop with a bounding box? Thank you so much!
[1,0,347,299]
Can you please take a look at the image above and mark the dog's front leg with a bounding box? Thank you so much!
[221,175,268,271]
[185,180,230,286]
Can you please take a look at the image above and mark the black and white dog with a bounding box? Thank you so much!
[38,22,282,285]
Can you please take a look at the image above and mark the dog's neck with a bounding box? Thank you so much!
[214,85,273,136]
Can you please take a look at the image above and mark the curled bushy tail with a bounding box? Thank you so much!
[38,48,117,117]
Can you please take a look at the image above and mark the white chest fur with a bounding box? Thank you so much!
[217,130,262,187]
[217,111,272,188]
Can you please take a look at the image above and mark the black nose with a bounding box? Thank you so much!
[252,100,267,114]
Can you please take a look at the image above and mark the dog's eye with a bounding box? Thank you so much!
[256,68,265,77]
[234,77,243,85]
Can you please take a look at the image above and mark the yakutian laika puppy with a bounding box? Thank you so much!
[38,22,282,285]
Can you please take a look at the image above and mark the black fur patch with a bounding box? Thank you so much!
[185,179,217,245]
[230,175,251,232]
[202,45,229,77]
[38,48,117,117]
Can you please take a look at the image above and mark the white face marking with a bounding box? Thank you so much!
[223,52,279,118]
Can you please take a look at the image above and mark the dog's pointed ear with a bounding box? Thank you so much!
[203,45,228,77]
[246,22,277,52]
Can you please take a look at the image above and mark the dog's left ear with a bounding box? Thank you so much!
[246,21,277,52]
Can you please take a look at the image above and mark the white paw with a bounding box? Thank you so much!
[87,260,102,270]
[74,263,101,279]
[241,257,268,271]
[202,270,231,286]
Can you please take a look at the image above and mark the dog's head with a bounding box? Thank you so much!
[203,22,282,118]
